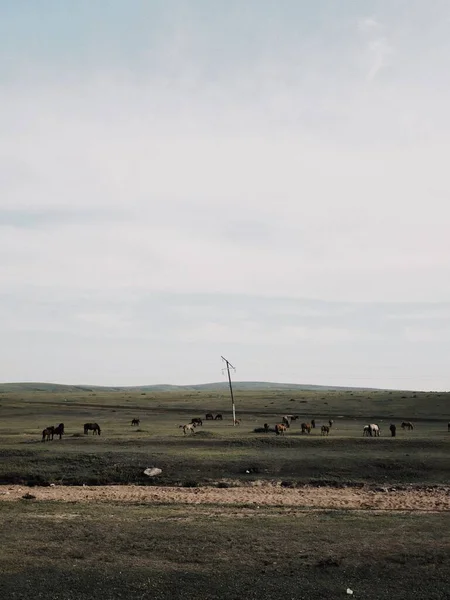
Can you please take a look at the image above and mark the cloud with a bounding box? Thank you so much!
[357,17,380,33]
[0,2,450,388]
[366,37,393,81]
[356,16,392,81]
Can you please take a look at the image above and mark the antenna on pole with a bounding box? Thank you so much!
[221,356,237,425]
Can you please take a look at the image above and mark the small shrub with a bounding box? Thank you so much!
[315,557,341,568]
[182,480,199,488]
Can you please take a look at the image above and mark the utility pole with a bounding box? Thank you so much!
[221,356,236,425]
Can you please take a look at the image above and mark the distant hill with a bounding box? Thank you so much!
[0,381,385,393]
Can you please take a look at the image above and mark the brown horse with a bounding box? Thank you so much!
[214,414,223,420]
[190,418,203,427]
[275,423,287,436]
[321,425,330,436]
[84,422,101,435]
[234,418,241,426]
[131,418,140,426]
[301,422,311,434]
[401,421,414,430]
[205,413,214,420]
[42,426,55,442]
[389,424,396,437]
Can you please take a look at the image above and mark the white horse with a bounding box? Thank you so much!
[369,423,380,437]
[179,424,196,435]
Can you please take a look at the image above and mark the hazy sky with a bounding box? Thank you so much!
[1,1,450,390]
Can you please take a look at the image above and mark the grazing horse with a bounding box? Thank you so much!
[234,418,241,425]
[282,416,291,428]
[369,424,380,437]
[179,424,195,435]
[42,426,55,442]
[401,421,414,431]
[263,423,270,433]
[301,422,311,434]
[84,423,101,435]
[328,420,334,428]
[53,423,65,440]
[311,419,316,429]
[321,425,330,436]
[190,418,203,427]
[205,413,214,420]
[363,425,371,437]
[214,414,223,420]
[131,418,140,426]
[389,424,396,437]
[285,414,299,422]
[275,423,287,436]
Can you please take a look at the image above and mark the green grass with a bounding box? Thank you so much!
[1,387,449,599]
[0,388,448,487]
[0,501,449,599]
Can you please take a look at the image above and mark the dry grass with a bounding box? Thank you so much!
[1,387,449,599]
[0,501,449,599]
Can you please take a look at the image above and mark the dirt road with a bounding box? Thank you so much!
[1,483,449,512]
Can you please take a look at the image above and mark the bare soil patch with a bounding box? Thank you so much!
[1,483,449,512]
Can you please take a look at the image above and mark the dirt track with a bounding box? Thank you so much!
[1,484,449,512]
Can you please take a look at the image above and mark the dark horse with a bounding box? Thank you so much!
[41,423,64,442]
[214,414,223,420]
[190,418,203,427]
[84,422,101,435]
[42,426,55,442]
[205,413,214,420]
[389,424,396,437]
[53,423,65,439]
[131,418,140,426]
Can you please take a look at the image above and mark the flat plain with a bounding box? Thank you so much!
[0,384,449,599]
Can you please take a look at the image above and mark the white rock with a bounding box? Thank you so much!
[144,467,162,477]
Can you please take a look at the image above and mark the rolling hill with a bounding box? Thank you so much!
[0,381,388,393]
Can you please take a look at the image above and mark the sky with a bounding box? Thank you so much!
[1,0,450,390]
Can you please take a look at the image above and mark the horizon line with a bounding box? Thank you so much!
[0,379,440,392]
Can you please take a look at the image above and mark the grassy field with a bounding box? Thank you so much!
[1,385,449,599]
[0,386,449,487]
[1,501,449,600]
